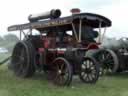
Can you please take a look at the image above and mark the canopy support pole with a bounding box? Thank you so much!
[19,28,32,40]
[79,19,82,43]
[72,23,79,42]
[101,27,107,43]
[98,21,102,43]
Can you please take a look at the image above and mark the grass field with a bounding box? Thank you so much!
[0,65,128,96]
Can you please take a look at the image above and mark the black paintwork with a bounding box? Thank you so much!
[8,13,111,31]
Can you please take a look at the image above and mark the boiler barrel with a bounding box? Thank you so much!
[28,9,61,22]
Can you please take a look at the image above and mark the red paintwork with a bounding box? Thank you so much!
[38,48,44,52]
[57,51,65,54]
[86,43,99,50]
[44,38,50,48]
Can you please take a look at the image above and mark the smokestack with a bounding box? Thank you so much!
[70,8,81,15]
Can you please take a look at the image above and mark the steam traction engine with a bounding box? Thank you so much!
[8,9,111,86]
[94,37,128,74]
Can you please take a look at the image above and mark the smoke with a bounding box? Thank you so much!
[101,37,128,50]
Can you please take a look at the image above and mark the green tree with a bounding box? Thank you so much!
[0,36,4,41]
[4,34,19,42]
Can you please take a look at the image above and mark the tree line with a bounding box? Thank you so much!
[0,34,19,42]
[0,34,19,53]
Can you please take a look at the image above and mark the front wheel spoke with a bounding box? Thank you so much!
[87,60,94,69]
[108,68,112,72]
[81,69,86,73]
[88,74,93,81]
[85,75,90,81]
[56,64,60,70]
[63,72,69,81]
[91,69,97,74]
[54,63,67,85]
[59,76,65,84]
[90,66,95,70]
[81,71,85,76]
[84,63,89,69]
[54,73,60,83]
[82,64,86,69]
[89,61,93,67]
[89,62,95,68]
[60,63,65,71]
[51,58,72,86]
[83,73,88,79]
[63,68,69,79]
[87,63,94,69]
[86,60,90,68]
[91,74,96,79]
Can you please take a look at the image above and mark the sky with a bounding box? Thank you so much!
[0,0,128,38]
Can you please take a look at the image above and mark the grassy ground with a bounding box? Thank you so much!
[0,65,128,96]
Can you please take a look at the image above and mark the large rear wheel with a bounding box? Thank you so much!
[11,41,35,78]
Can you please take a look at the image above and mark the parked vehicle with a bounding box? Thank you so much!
[8,9,111,86]
[93,37,128,74]
[0,47,8,53]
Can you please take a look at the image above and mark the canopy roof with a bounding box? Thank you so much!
[8,13,112,32]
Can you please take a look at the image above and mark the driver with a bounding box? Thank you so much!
[81,26,98,42]
[75,25,98,42]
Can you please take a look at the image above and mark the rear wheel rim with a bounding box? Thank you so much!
[11,41,35,77]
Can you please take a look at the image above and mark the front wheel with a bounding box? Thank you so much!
[79,57,99,83]
[48,57,73,86]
